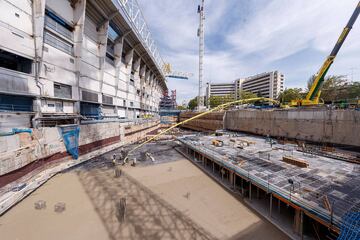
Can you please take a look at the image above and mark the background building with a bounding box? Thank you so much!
[236,71,284,99]
[0,0,167,127]
[206,71,284,101]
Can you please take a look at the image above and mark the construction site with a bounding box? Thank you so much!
[1,0,360,240]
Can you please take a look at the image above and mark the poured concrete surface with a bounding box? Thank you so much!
[0,143,288,240]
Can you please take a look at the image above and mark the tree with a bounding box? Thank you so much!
[187,97,197,110]
[238,91,258,99]
[209,94,235,108]
[278,88,303,103]
[177,105,187,110]
[306,75,348,102]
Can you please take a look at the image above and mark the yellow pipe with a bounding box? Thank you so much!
[127,97,278,155]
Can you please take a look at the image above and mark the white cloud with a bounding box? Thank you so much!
[138,0,360,103]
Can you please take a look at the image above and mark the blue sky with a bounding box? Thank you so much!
[138,0,360,104]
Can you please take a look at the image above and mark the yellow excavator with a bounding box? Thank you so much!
[290,1,360,106]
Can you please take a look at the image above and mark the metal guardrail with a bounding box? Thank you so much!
[114,0,165,77]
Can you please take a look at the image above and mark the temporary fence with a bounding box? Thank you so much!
[338,212,360,240]
[59,125,80,159]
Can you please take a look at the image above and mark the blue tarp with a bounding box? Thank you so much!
[338,212,360,240]
[59,126,80,159]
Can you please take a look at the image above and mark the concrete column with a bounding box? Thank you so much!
[270,193,273,217]
[257,187,260,199]
[31,0,46,126]
[294,209,302,235]
[249,182,252,201]
[241,178,244,196]
[300,210,304,240]
[114,36,124,116]
[124,49,134,119]
[73,0,86,117]
[97,21,110,105]
[212,161,215,173]
[278,198,281,213]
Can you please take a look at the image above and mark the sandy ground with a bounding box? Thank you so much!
[0,147,288,240]
[123,160,288,240]
[0,172,110,240]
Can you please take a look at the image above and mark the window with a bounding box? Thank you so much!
[130,79,135,86]
[105,52,115,66]
[82,90,98,102]
[44,31,73,55]
[54,83,72,99]
[45,9,73,40]
[130,102,134,107]
[123,100,126,107]
[102,94,113,105]
[0,49,32,74]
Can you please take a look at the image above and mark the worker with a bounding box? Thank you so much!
[112,153,117,165]
[131,157,137,167]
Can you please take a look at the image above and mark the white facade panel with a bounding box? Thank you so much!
[79,77,100,92]
[103,72,116,86]
[46,0,73,23]
[0,24,34,58]
[102,83,116,96]
[0,0,32,35]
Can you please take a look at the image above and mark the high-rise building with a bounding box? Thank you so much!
[236,71,284,99]
[206,71,284,101]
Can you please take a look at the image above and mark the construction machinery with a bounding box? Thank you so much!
[290,1,360,106]
[163,63,193,80]
[212,139,224,147]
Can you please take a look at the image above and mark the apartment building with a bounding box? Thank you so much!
[206,71,284,100]
[0,0,166,127]
[236,71,284,99]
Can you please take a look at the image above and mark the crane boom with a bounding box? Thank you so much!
[292,1,360,106]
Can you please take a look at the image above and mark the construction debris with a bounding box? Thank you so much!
[34,200,46,210]
[282,155,309,168]
[54,202,66,213]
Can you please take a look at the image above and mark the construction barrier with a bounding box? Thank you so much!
[59,125,80,159]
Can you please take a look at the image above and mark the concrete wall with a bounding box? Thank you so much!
[179,112,224,132]
[0,120,159,176]
[224,109,360,147]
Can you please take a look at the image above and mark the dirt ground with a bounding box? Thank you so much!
[0,145,288,240]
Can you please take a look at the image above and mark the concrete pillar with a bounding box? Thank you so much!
[278,198,281,214]
[294,209,302,234]
[300,210,304,240]
[31,0,46,126]
[270,193,273,217]
[114,36,124,116]
[257,187,260,199]
[241,178,244,196]
[212,161,215,173]
[125,49,134,119]
[97,20,110,108]
[249,182,252,201]
[73,0,86,117]
[233,173,236,189]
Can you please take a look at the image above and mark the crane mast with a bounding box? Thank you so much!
[291,1,360,106]
[197,0,205,110]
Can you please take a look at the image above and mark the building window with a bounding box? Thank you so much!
[45,9,73,40]
[44,31,73,55]
[0,49,32,74]
[123,100,126,107]
[130,79,135,86]
[102,94,113,105]
[54,83,72,99]
[130,102,134,107]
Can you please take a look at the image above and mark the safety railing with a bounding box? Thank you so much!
[177,137,358,231]
[114,0,165,76]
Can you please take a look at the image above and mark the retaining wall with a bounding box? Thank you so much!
[179,112,224,132]
[0,120,160,177]
[224,109,360,147]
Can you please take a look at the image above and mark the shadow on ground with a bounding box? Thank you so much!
[76,157,217,240]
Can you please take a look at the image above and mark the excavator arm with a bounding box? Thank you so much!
[291,1,360,106]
